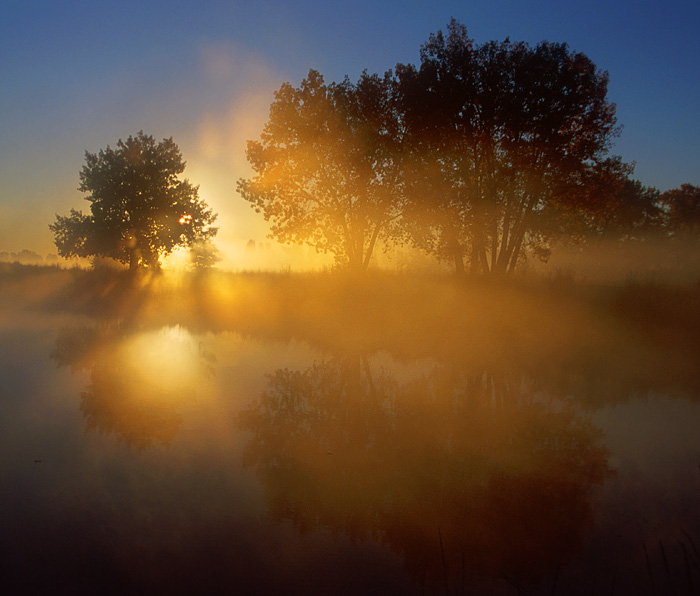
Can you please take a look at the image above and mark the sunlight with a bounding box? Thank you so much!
[122,326,201,399]
[162,246,191,271]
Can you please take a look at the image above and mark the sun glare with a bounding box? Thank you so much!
[162,246,191,271]
[121,326,201,399]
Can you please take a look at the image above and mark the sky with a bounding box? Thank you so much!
[1,0,699,267]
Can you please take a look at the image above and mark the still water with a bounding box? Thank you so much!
[2,272,700,595]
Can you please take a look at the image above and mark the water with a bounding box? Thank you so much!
[2,270,700,595]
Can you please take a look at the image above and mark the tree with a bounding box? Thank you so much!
[661,183,700,239]
[584,174,662,242]
[541,157,663,244]
[189,239,222,270]
[396,20,620,274]
[50,132,217,269]
[237,70,404,272]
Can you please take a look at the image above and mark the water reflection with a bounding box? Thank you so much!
[33,271,700,594]
[52,322,214,448]
[240,356,613,592]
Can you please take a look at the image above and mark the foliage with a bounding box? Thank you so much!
[50,132,217,269]
[238,70,404,272]
[240,358,612,585]
[553,158,663,242]
[661,183,700,239]
[235,20,699,275]
[0,249,45,265]
[395,20,620,274]
[189,239,222,270]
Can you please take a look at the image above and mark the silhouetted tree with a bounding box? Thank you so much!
[238,70,404,272]
[553,159,663,242]
[50,132,218,270]
[0,249,44,265]
[396,20,620,274]
[661,183,700,240]
[601,180,662,241]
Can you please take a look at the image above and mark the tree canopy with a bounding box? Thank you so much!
[661,183,700,239]
[396,20,620,274]
[50,132,217,269]
[237,70,405,272]
[239,20,634,274]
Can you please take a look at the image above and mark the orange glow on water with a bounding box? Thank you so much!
[109,325,205,405]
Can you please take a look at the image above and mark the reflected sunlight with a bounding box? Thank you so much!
[122,326,200,398]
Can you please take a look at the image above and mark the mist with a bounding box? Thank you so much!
[2,259,700,594]
[4,10,700,595]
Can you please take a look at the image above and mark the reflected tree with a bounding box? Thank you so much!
[52,322,214,449]
[239,357,612,591]
[78,364,183,450]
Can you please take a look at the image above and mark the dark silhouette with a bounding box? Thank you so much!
[237,70,405,272]
[661,183,700,240]
[396,20,621,275]
[0,249,44,265]
[239,22,628,275]
[50,132,218,270]
[568,162,663,241]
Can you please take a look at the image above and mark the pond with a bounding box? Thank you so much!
[2,269,700,595]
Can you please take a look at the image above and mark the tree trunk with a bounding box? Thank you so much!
[362,223,382,272]
[502,193,539,274]
[445,227,465,276]
[469,241,479,276]
[454,250,465,276]
[129,247,140,270]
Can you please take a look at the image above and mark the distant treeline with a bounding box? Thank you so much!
[0,250,58,266]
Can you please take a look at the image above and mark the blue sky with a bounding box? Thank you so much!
[1,0,698,262]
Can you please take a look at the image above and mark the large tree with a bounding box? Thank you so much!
[396,20,620,274]
[237,70,404,272]
[50,132,217,269]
